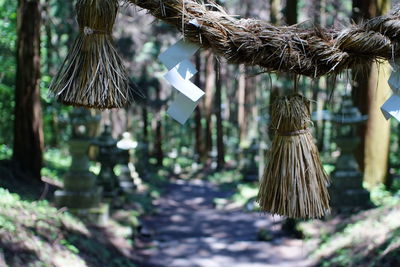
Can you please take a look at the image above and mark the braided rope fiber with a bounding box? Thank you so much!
[129,0,400,77]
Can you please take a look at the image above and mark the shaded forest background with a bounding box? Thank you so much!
[2,0,400,186]
[2,0,400,266]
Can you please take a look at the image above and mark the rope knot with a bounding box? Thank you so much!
[83,26,94,35]
[277,129,309,136]
[81,26,110,36]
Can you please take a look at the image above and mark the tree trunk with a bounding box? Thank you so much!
[194,54,205,162]
[269,0,282,139]
[237,1,255,146]
[142,97,149,145]
[308,0,326,25]
[285,0,298,25]
[352,0,391,187]
[246,69,257,140]
[310,0,326,151]
[269,0,281,24]
[238,64,247,144]
[13,0,44,180]
[215,59,225,169]
[204,51,215,157]
[153,84,164,167]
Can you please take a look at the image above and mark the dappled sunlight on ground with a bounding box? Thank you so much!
[134,179,314,267]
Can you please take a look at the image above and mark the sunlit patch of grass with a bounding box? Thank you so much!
[323,163,335,175]
[0,144,12,160]
[0,188,88,266]
[231,183,259,207]
[42,148,71,182]
[301,204,400,266]
[0,187,139,266]
[208,170,243,185]
[370,184,400,206]
[42,148,103,181]
[209,170,259,210]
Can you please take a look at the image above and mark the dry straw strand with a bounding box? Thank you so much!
[49,0,134,109]
[257,95,330,219]
[129,0,400,77]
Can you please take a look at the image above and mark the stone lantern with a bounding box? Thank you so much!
[54,108,101,214]
[92,125,119,197]
[329,96,371,210]
[116,132,139,194]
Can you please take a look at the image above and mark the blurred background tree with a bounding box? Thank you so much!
[0,0,397,189]
[1,0,400,266]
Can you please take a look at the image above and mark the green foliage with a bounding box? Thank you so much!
[208,170,243,184]
[0,144,12,160]
[42,148,71,181]
[323,164,335,175]
[0,214,16,232]
[370,184,400,206]
[302,204,400,267]
[0,187,138,266]
[0,0,17,145]
[60,239,80,254]
[0,0,75,148]
[231,183,259,207]
[257,228,274,242]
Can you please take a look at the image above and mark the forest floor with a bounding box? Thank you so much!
[133,178,314,267]
[2,157,400,267]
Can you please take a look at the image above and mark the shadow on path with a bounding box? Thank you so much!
[135,179,313,267]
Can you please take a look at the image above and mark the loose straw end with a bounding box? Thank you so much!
[49,0,135,110]
[258,94,330,219]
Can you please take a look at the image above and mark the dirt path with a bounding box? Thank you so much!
[135,179,313,267]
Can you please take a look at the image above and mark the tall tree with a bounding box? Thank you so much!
[194,54,206,162]
[153,82,164,167]
[215,59,225,169]
[352,0,391,186]
[269,0,281,24]
[237,64,247,144]
[285,0,298,25]
[237,1,254,145]
[203,51,215,156]
[269,0,282,139]
[13,0,44,180]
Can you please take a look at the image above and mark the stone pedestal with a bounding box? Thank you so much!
[329,97,371,210]
[330,170,371,208]
[55,140,101,211]
[93,125,119,198]
[329,136,371,209]
[118,152,137,194]
[117,132,139,194]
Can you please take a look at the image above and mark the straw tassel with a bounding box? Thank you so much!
[258,94,330,219]
[49,0,134,109]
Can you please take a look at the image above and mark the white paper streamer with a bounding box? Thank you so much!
[158,38,203,125]
[167,92,201,125]
[164,68,204,102]
[173,59,198,80]
[158,39,200,70]
[381,94,400,121]
[382,60,400,121]
[189,18,201,28]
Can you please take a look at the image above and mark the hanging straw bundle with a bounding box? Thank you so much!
[258,95,330,219]
[49,0,134,109]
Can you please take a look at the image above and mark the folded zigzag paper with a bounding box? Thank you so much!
[382,60,400,122]
[158,39,203,125]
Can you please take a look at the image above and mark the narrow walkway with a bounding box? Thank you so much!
[135,179,313,267]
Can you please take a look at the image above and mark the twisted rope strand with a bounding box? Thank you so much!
[129,0,400,77]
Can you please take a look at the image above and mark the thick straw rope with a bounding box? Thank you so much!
[129,0,400,77]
